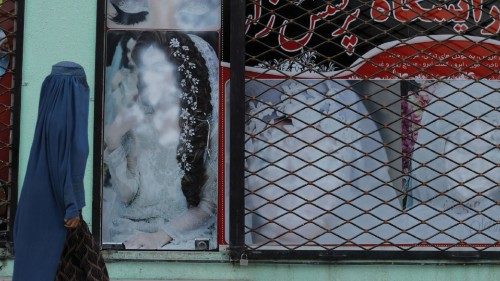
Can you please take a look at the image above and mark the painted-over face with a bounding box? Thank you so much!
[138,45,176,107]
[136,44,181,146]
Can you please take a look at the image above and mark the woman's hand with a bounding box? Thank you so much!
[123,230,173,249]
[64,217,81,229]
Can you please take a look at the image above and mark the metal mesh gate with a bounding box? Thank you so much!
[0,0,23,248]
[230,0,499,259]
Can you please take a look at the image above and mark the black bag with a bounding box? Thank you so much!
[55,217,109,281]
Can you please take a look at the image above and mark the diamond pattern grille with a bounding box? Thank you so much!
[0,0,22,245]
[241,0,499,254]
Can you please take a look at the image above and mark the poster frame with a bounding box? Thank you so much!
[93,0,225,252]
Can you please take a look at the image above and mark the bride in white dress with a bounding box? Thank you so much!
[103,31,219,249]
[245,80,400,248]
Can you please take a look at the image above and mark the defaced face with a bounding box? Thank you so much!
[135,43,181,146]
[137,44,177,108]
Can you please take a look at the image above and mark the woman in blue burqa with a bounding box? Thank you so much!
[13,62,108,281]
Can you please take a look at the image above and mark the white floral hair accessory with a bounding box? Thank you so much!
[169,37,200,172]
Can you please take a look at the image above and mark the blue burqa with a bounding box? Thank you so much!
[13,62,89,281]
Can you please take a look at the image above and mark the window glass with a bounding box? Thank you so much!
[97,0,222,251]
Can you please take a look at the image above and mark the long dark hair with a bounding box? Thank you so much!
[131,31,213,207]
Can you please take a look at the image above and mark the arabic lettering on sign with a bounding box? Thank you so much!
[351,41,500,79]
[246,0,499,54]
[247,0,358,53]
[374,0,499,35]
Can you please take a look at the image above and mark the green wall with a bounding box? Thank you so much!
[0,0,498,280]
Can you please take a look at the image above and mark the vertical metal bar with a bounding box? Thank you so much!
[229,0,246,260]
[9,0,25,247]
[92,0,106,245]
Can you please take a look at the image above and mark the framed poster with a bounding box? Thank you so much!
[94,0,223,250]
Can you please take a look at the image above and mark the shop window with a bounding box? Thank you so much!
[0,0,24,250]
[95,0,498,259]
[226,0,499,260]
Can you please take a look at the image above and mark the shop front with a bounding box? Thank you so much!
[0,0,498,280]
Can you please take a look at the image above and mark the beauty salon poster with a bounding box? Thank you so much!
[219,0,499,250]
[101,0,221,250]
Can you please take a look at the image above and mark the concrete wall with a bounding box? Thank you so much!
[0,0,498,280]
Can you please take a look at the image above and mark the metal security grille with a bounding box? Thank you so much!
[0,0,23,248]
[230,0,499,260]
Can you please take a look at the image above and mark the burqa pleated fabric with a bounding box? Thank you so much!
[13,62,89,281]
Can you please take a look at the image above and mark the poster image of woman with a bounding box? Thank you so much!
[244,80,402,247]
[107,0,221,31]
[102,31,219,250]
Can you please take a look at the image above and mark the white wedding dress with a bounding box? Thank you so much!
[103,34,219,249]
[407,80,499,245]
[245,80,400,248]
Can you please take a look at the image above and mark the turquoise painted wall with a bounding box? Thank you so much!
[0,0,498,280]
